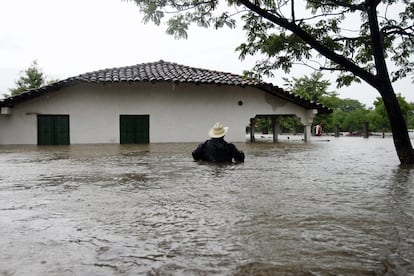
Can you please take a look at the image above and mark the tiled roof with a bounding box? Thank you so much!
[0,60,331,113]
[76,60,260,86]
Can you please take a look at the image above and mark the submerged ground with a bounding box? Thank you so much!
[0,137,413,275]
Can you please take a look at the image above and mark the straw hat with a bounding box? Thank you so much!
[208,122,229,138]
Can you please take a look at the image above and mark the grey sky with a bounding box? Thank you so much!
[1,0,412,106]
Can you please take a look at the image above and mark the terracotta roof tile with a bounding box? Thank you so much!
[75,60,260,86]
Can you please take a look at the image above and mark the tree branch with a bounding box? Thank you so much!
[293,10,349,23]
[381,25,414,38]
[319,66,346,71]
[307,0,365,11]
[237,0,378,87]
[365,0,391,87]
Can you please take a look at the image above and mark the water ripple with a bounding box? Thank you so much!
[0,139,413,275]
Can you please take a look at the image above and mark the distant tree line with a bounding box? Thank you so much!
[256,72,414,134]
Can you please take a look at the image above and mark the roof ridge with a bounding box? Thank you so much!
[73,60,261,86]
[79,59,252,77]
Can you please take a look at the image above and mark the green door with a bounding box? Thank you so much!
[38,115,70,145]
[120,115,149,144]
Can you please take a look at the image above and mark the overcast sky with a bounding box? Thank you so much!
[0,0,412,106]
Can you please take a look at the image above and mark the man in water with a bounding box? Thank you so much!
[192,122,245,163]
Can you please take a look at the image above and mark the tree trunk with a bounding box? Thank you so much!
[239,0,414,163]
[365,0,414,164]
[379,84,414,163]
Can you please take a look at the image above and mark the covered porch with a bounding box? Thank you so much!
[247,110,318,143]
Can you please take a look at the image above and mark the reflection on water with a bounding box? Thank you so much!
[0,138,413,275]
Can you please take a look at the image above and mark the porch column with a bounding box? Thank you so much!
[304,125,312,142]
[302,109,318,142]
[249,118,256,143]
[272,116,279,143]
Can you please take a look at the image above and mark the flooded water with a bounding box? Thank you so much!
[0,137,413,275]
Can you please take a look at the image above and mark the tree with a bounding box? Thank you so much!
[334,98,368,131]
[9,61,49,96]
[125,0,414,163]
[283,72,335,103]
[341,108,369,132]
[283,72,336,131]
[369,94,412,132]
[284,72,369,132]
[408,102,414,130]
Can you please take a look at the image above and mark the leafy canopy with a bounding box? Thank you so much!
[8,60,58,96]
[9,61,46,96]
[371,94,413,130]
[283,72,335,102]
[124,0,414,87]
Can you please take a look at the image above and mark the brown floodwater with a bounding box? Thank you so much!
[0,137,413,275]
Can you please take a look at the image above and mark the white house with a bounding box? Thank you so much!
[0,60,330,145]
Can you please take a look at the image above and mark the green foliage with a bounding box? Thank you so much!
[258,71,414,134]
[279,116,302,133]
[333,99,370,132]
[255,72,412,134]
[256,116,302,134]
[9,61,47,96]
[408,107,414,129]
[369,94,413,131]
[255,117,271,133]
[125,0,413,85]
[341,109,369,132]
[276,96,412,134]
[280,72,414,133]
[125,0,236,37]
[283,72,335,103]
[320,95,414,133]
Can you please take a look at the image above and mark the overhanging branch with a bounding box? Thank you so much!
[307,0,365,11]
[237,0,378,87]
[320,66,346,71]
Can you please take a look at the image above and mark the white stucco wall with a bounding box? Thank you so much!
[0,82,313,144]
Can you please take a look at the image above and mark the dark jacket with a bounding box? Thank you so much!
[192,137,245,163]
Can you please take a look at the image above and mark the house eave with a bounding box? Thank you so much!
[254,83,332,115]
[0,78,80,108]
